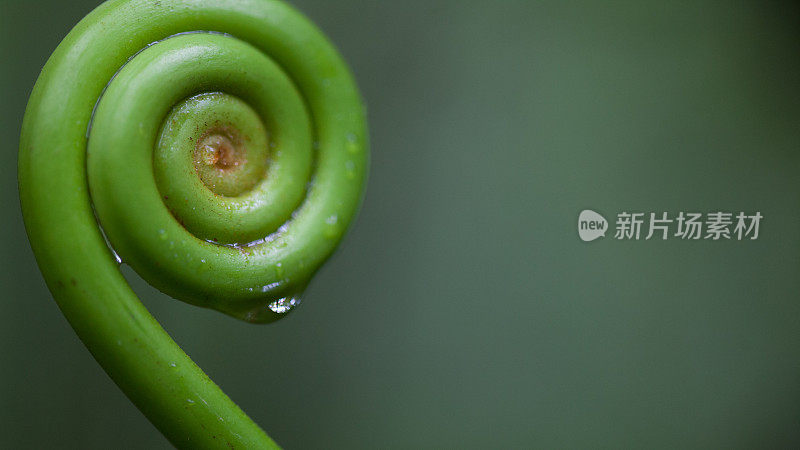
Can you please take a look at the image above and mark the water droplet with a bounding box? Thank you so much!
[187,399,195,404]
[158,229,167,240]
[169,362,176,368]
[345,160,356,179]
[346,133,358,153]
[268,295,301,314]
[324,215,339,238]
[275,262,284,277]
[262,281,281,293]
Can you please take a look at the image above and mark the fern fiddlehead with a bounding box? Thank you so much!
[18,0,367,447]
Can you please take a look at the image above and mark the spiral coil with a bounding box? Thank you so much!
[23,0,367,321]
[19,0,366,447]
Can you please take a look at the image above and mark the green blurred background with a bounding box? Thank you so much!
[1,1,799,448]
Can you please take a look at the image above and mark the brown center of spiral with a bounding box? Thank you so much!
[196,128,246,171]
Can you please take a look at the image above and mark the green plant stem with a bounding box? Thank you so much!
[18,0,367,448]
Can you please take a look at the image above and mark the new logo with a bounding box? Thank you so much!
[578,210,608,242]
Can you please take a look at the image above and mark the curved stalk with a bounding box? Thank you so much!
[18,0,367,448]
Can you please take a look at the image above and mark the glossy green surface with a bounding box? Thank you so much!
[17,0,367,448]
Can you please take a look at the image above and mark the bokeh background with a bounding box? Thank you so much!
[2,1,799,448]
